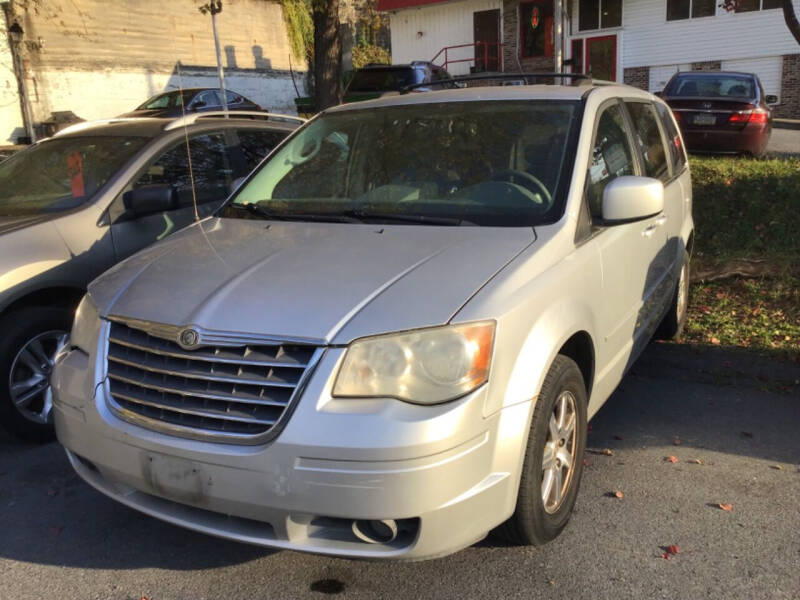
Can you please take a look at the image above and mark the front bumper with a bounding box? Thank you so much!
[53,344,532,560]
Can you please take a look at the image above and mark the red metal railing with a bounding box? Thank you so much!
[431,42,503,73]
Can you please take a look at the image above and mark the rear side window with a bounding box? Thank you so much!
[237,129,287,173]
[654,102,687,174]
[131,133,232,206]
[625,102,669,181]
[586,103,636,217]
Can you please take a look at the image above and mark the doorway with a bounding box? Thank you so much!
[585,35,617,81]
[473,9,501,72]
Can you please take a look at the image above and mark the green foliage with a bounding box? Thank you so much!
[352,44,390,68]
[690,156,800,264]
[280,0,313,62]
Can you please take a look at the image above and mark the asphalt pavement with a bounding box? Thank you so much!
[767,127,800,157]
[1,342,798,600]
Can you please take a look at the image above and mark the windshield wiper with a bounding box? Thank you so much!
[342,210,476,226]
[227,203,363,223]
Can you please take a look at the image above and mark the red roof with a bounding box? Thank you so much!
[377,0,452,10]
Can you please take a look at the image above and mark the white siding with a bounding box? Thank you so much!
[721,56,783,100]
[648,63,691,92]
[1,31,24,144]
[388,0,502,75]
[622,0,800,68]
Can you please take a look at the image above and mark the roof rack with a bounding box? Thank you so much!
[399,72,593,94]
[163,111,307,131]
[53,117,143,137]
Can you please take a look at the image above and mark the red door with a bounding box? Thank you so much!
[585,35,617,81]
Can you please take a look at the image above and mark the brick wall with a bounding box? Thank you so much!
[776,54,800,120]
[501,0,555,73]
[691,61,721,71]
[624,66,649,90]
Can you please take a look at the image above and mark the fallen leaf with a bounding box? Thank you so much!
[700,305,711,314]
[693,458,704,465]
[666,544,679,555]
[666,455,679,463]
[582,458,589,466]
[614,490,624,499]
[673,438,681,446]
[771,465,784,471]
[602,448,613,456]
[710,337,721,345]
[718,503,733,512]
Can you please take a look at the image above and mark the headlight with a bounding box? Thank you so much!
[333,322,495,404]
[71,294,100,353]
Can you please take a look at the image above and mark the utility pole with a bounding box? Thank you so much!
[199,0,228,117]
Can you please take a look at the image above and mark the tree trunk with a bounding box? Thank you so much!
[313,0,342,111]
[784,0,800,45]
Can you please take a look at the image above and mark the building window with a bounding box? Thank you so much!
[735,0,782,11]
[666,0,715,20]
[520,1,554,58]
[579,0,622,31]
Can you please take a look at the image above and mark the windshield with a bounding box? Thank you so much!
[0,135,149,216]
[665,74,756,99]
[347,68,423,92]
[137,90,196,110]
[224,100,580,226]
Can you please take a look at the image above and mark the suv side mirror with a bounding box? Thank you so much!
[123,184,177,217]
[765,94,778,105]
[602,176,664,224]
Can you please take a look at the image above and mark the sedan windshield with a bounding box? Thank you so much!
[225,100,580,226]
[0,136,149,216]
[665,74,756,99]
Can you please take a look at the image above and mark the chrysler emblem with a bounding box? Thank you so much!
[178,328,200,348]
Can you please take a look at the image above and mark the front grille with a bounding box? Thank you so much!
[105,320,319,443]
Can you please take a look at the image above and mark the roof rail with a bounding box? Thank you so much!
[163,111,307,131]
[399,72,593,94]
[53,117,143,137]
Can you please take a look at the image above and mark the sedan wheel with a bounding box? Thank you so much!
[9,330,69,425]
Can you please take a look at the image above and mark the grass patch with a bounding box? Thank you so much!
[690,156,800,268]
[685,156,800,357]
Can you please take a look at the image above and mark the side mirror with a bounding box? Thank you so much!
[123,184,177,217]
[765,94,778,105]
[602,176,664,224]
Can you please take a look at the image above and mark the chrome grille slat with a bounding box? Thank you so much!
[107,336,310,368]
[107,354,299,388]
[105,320,320,442]
[111,390,277,425]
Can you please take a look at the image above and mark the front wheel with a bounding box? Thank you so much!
[499,355,588,545]
[0,307,72,442]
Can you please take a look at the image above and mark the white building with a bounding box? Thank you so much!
[379,0,800,118]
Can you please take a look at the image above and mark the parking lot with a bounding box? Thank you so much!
[1,342,797,600]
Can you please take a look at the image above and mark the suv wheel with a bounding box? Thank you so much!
[0,307,72,442]
[499,355,588,545]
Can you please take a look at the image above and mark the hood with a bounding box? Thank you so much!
[90,218,534,344]
[0,214,54,236]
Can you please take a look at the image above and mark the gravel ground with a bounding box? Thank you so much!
[0,342,798,600]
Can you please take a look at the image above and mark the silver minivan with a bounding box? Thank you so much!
[54,80,694,560]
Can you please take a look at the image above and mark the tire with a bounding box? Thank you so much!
[655,249,690,340]
[499,355,588,546]
[0,307,72,443]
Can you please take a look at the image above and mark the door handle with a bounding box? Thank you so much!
[642,224,657,238]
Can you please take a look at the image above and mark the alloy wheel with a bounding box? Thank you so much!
[8,330,69,425]
[541,390,578,514]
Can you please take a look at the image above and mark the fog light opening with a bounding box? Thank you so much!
[351,519,398,544]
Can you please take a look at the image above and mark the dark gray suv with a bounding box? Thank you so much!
[0,113,299,440]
